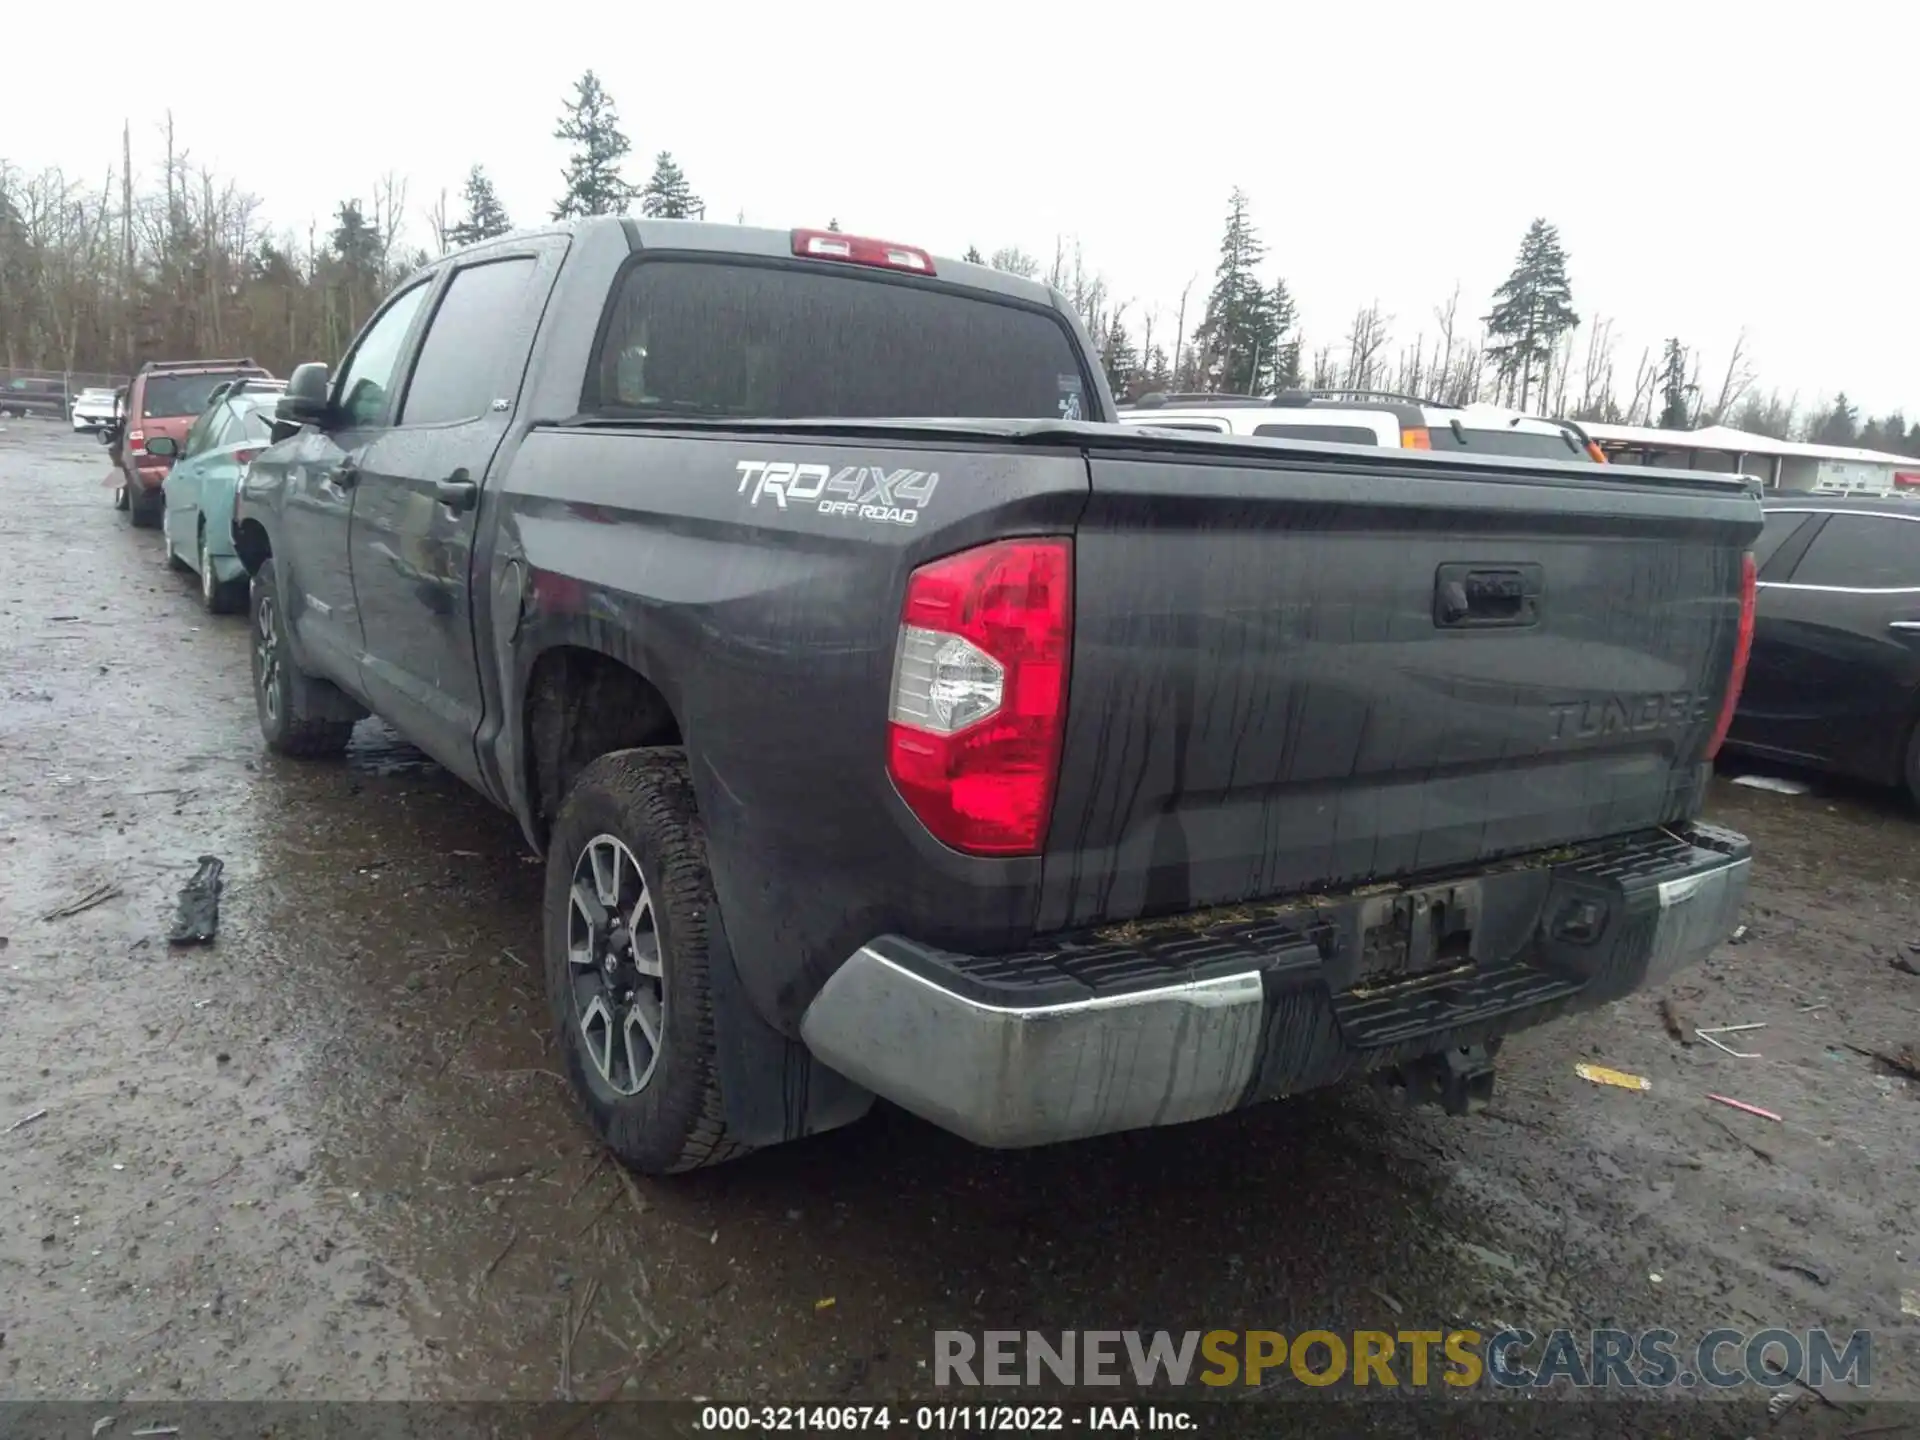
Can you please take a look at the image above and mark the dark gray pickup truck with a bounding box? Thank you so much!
[231,216,1760,1172]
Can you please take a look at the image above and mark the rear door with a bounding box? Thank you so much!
[1037,443,1759,929]
[1736,509,1920,781]
[349,246,560,786]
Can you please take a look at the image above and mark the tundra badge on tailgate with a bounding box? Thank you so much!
[735,460,939,527]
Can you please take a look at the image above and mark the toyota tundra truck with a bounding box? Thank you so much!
[230,217,1760,1173]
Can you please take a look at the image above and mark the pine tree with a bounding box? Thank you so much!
[638,151,701,220]
[1484,219,1578,410]
[1810,393,1858,446]
[552,71,636,219]
[1101,315,1139,400]
[962,245,983,264]
[1657,338,1692,429]
[1192,189,1295,395]
[447,165,512,248]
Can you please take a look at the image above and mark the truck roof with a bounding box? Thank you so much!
[442,215,1065,311]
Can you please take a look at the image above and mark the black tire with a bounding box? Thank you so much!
[199,527,245,615]
[128,483,163,530]
[543,748,749,1175]
[249,558,357,758]
[112,482,129,512]
[1905,719,1920,811]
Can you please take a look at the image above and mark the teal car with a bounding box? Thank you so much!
[157,382,286,614]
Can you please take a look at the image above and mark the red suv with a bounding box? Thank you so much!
[113,357,274,527]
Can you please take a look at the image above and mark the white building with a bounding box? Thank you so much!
[1579,421,1920,495]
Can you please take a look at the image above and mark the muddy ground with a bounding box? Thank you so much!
[1,419,1916,1426]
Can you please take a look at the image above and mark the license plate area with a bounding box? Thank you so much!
[1351,883,1480,989]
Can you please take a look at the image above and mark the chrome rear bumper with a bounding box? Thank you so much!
[800,830,1750,1150]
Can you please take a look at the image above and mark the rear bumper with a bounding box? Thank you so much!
[800,822,1750,1148]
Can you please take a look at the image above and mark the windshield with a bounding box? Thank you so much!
[139,371,260,419]
[590,259,1092,421]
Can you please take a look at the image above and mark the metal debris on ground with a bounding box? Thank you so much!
[1728,774,1810,794]
[1705,1093,1782,1122]
[167,855,224,945]
[815,1297,836,1311]
[1696,1023,1766,1059]
[39,883,124,923]
[4,1109,48,1135]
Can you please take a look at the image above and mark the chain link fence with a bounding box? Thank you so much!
[0,367,132,419]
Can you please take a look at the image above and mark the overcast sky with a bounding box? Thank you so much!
[7,1,1911,416]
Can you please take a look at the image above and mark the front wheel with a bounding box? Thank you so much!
[250,558,356,758]
[543,748,749,1175]
[199,529,246,615]
[1905,719,1920,810]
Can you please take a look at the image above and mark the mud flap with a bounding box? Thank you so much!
[704,909,874,1148]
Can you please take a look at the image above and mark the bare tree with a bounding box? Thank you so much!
[1702,330,1757,427]
[1341,302,1391,392]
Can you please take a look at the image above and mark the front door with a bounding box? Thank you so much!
[279,281,433,681]
[349,251,554,788]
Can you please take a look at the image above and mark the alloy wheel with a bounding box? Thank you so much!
[255,593,281,725]
[566,834,666,1096]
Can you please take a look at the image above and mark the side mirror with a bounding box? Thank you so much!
[145,435,179,458]
[275,362,332,430]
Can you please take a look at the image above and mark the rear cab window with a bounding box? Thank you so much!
[587,258,1093,421]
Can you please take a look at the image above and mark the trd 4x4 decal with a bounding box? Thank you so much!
[735,460,939,528]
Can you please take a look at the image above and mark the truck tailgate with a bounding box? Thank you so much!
[1038,446,1762,929]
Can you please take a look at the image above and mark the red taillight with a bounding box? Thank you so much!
[1705,552,1757,761]
[129,428,146,453]
[233,447,261,466]
[791,228,936,276]
[1401,427,1431,450]
[887,538,1072,855]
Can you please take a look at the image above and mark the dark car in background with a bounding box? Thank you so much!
[0,376,69,419]
[111,357,274,527]
[1725,497,1920,803]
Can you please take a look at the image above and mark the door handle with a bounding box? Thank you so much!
[435,471,479,514]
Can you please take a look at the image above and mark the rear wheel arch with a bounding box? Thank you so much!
[522,645,683,849]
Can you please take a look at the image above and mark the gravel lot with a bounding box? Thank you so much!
[2,419,1914,1431]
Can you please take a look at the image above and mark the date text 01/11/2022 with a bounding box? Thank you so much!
[695,1405,1196,1432]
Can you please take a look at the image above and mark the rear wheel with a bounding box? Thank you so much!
[250,558,357,758]
[128,483,163,530]
[543,748,749,1175]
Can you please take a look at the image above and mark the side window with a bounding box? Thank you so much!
[399,258,539,427]
[1253,423,1380,445]
[238,406,276,443]
[1752,512,1816,575]
[182,406,226,457]
[336,282,432,429]
[1787,515,1920,589]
